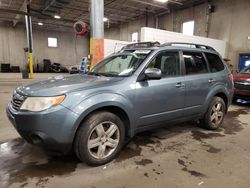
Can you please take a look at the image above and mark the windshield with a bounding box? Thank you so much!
[89,51,150,77]
[240,65,250,74]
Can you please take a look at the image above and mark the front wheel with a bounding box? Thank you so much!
[74,111,125,166]
[201,97,226,130]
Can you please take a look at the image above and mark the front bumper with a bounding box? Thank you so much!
[234,88,250,100]
[6,103,79,154]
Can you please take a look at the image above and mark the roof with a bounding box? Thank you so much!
[121,42,218,53]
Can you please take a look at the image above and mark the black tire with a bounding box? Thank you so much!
[201,97,226,130]
[74,111,125,166]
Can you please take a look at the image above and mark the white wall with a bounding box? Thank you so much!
[104,39,130,57]
[141,27,227,58]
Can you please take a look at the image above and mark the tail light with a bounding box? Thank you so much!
[228,73,234,85]
[228,73,233,81]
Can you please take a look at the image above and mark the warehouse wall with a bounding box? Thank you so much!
[105,0,250,69]
[209,0,250,68]
[0,22,89,70]
[105,15,155,42]
[158,0,250,68]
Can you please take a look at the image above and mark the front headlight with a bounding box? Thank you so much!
[20,95,65,112]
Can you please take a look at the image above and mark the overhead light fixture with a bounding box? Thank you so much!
[38,22,44,26]
[54,15,61,19]
[155,0,169,3]
[103,17,108,22]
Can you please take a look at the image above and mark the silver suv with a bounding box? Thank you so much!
[6,42,234,166]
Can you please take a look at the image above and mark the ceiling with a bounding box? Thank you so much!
[0,0,206,30]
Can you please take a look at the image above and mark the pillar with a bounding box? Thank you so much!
[25,3,34,79]
[89,0,104,67]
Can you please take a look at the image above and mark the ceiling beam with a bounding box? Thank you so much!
[128,0,169,10]
[0,8,75,23]
[104,14,130,23]
[13,0,31,27]
[105,1,155,13]
[168,0,183,5]
[104,7,140,17]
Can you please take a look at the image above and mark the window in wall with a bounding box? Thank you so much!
[182,20,195,36]
[132,32,138,42]
[48,37,58,47]
[147,51,180,77]
[183,52,208,75]
[245,60,250,67]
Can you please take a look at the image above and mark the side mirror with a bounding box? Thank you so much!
[144,68,162,80]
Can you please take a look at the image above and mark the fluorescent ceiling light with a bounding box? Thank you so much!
[54,15,61,19]
[103,17,108,22]
[38,22,44,26]
[155,0,169,3]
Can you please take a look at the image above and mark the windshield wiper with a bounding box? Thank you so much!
[88,72,121,77]
[88,72,104,76]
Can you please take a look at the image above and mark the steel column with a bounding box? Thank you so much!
[89,0,104,67]
[25,3,34,79]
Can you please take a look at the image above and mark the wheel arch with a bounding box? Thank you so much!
[214,92,228,112]
[204,86,231,114]
[72,102,134,146]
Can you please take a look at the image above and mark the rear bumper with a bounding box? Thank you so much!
[6,103,79,154]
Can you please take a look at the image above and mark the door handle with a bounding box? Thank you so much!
[208,78,216,83]
[176,82,185,88]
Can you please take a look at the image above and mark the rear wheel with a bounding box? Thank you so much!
[201,97,226,130]
[74,111,125,166]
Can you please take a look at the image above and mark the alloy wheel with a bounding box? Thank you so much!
[87,121,120,159]
[210,102,224,126]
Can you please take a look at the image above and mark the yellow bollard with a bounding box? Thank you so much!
[29,52,34,79]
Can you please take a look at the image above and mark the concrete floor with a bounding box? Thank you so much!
[0,74,250,188]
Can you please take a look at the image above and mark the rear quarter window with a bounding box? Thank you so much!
[205,53,225,73]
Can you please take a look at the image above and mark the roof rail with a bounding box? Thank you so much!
[122,41,160,50]
[161,42,216,51]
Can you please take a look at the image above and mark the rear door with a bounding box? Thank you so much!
[182,51,215,116]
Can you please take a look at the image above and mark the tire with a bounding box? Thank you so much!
[74,111,125,166]
[201,97,226,130]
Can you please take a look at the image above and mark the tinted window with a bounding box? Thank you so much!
[205,53,225,72]
[147,51,180,77]
[184,52,208,75]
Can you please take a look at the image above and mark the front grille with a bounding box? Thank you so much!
[234,81,250,91]
[11,92,26,111]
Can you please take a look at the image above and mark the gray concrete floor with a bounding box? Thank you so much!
[0,74,250,188]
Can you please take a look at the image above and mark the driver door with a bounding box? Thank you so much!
[135,51,186,127]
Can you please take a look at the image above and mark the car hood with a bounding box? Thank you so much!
[234,73,250,82]
[16,74,124,96]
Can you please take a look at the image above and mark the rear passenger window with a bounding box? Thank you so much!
[205,53,225,72]
[183,52,208,75]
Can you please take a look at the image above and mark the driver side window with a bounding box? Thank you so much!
[147,51,180,78]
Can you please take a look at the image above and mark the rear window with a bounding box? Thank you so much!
[183,52,208,75]
[205,53,225,73]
